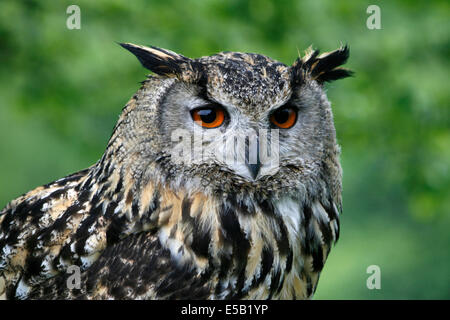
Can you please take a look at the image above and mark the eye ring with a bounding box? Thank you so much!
[270,106,297,129]
[191,105,226,128]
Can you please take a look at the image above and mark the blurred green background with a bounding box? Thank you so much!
[0,0,448,299]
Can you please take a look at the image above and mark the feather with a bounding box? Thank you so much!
[291,44,353,84]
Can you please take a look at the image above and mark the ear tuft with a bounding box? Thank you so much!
[292,45,353,84]
[120,43,199,80]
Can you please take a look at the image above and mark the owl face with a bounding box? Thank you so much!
[119,44,351,195]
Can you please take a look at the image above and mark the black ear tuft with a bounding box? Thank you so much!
[316,68,353,82]
[292,45,353,84]
[120,42,191,77]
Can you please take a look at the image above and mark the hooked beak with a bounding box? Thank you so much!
[246,133,261,180]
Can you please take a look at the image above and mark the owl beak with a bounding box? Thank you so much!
[246,134,261,180]
[247,162,261,180]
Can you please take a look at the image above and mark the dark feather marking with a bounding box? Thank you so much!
[276,274,286,295]
[3,227,19,246]
[219,202,245,244]
[104,201,118,219]
[215,252,232,295]
[268,269,284,300]
[252,247,273,288]
[0,211,13,231]
[301,204,313,256]
[306,275,313,297]
[106,215,128,245]
[136,190,160,231]
[219,201,250,297]
[148,189,161,215]
[113,176,123,195]
[334,218,340,242]
[257,198,290,256]
[181,197,192,222]
[82,176,93,190]
[323,198,340,242]
[131,201,139,218]
[192,61,208,98]
[317,219,333,246]
[257,198,274,216]
[74,203,103,256]
[311,245,324,272]
[323,198,337,220]
[190,214,211,259]
[8,275,23,300]
[23,254,44,280]
[59,243,73,263]
[274,216,290,256]
[285,249,293,273]
[77,188,91,204]
[51,204,83,235]
[96,182,111,198]
[227,195,256,216]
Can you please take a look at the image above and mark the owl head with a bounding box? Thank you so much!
[113,43,352,200]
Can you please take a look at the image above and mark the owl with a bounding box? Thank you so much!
[0,43,351,299]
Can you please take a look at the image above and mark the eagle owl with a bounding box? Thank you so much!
[0,43,351,299]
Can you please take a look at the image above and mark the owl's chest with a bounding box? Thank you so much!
[156,194,319,299]
[234,197,314,300]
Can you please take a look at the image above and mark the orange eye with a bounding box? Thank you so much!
[191,105,225,128]
[270,106,297,129]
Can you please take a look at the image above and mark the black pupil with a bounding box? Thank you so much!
[274,108,291,124]
[198,108,216,123]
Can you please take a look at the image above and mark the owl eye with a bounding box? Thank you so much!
[270,106,297,129]
[191,105,225,128]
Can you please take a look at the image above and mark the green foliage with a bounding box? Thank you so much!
[0,0,448,299]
